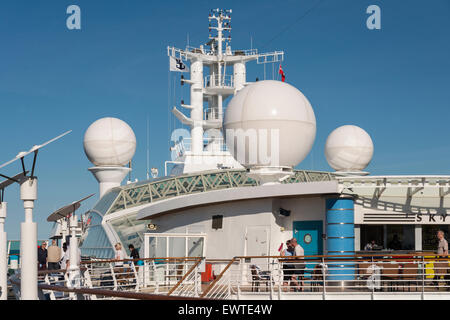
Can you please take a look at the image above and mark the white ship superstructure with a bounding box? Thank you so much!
[166,8,284,175]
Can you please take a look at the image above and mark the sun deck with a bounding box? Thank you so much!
[9,252,450,300]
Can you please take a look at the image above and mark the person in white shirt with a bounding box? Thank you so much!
[290,238,305,292]
[60,242,68,269]
[114,243,126,285]
[364,240,376,251]
[291,238,305,257]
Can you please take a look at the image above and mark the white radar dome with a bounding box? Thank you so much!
[325,125,374,172]
[224,80,316,168]
[84,117,137,167]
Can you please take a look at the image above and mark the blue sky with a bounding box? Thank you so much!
[0,0,449,239]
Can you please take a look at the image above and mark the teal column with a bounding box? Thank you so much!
[326,197,355,281]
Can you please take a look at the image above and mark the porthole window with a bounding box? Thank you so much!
[304,233,312,244]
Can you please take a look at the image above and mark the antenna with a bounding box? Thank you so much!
[166,9,284,175]
[0,130,71,300]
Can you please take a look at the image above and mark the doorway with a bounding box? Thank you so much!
[293,220,323,256]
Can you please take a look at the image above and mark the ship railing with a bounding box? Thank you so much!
[80,257,202,296]
[178,137,228,153]
[9,257,207,300]
[10,270,204,300]
[167,257,205,297]
[184,46,258,57]
[204,74,234,88]
[201,253,450,300]
[200,258,239,299]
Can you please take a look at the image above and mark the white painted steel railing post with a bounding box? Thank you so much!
[278,260,282,300]
[322,257,326,300]
[194,264,199,297]
[228,271,231,298]
[269,259,273,300]
[110,263,117,290]
[371,256,375,300]
[143,261,147,288]
[421,256,425,300]
[131,262,139,292]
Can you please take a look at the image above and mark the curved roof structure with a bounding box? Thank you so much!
[91,169,335,217]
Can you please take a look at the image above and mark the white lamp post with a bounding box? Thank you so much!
[19,177,38,300]
[0,130,71,300]
[46,193,94,292]
[0,172,28,300]
[0,202,7,300]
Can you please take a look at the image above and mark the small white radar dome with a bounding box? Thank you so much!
[84,117,136,167]
[325,125,374,172]
[224,80,316,168]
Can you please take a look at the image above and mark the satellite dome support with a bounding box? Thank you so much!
[88,166,131,198]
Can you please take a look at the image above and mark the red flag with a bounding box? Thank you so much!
[278,242,284,252]
[278,65,285,82]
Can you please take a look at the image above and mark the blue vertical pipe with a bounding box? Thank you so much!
[326,197,355,281]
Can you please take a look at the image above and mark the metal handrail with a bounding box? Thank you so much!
[200,258,236,298]
[9,277,205,300]
[167,257,203,295]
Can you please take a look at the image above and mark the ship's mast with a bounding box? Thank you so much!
[166,9,284,175]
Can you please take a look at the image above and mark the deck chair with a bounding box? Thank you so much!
[381,262,400,292]
[434,260,450,290]
[402,263,419,292]
[250,265,271,292]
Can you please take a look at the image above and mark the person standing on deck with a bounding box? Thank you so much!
[47,239,61,270]
[60,242,68,269]
[435,230,449,290]
[437,230,448,256]
[37,242,48,270]
[114,243,125,284]
[290,238,305,292]
[280,240,298,291]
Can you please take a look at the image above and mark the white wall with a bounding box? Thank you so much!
[146,196,326,259]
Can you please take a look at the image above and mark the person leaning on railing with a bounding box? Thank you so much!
[290,238,305,292]
[280,240,298,291]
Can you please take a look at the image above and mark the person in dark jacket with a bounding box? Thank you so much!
[37,242,48,270]
[128,244,140,261]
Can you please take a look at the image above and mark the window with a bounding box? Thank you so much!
[212,215,223,230]
[360,224,415,251]
[80,212,114,259]
[360,225,383,250]
[109,212,148,255]
[145,234,206,258]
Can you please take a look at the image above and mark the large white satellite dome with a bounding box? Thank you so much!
[224,80,316,168]
[325,125,374,172]
[84,117,136,167]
